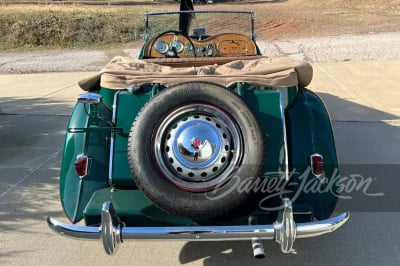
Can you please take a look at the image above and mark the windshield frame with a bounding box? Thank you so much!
[144,10,257,41]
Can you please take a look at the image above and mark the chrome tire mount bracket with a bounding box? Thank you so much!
[273,198,296,253]
[101,202,122,255]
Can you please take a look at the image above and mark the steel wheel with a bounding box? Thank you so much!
[153,104,243,191]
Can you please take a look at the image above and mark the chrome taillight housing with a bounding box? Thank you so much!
[310,153,324,177]
[74,154,89,178]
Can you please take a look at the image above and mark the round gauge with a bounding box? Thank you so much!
[174,40,184,53]
[155,41,169,54]
[186,43,193,51]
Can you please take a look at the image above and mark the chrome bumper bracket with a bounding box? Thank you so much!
[101,202,122,255]
[274,198,296,253]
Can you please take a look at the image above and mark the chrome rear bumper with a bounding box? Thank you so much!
[47,198,349,255]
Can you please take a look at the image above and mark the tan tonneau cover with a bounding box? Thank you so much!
[78,56,313,91]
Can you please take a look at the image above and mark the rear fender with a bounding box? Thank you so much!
[60,102,111,223]
[286,88,339,219]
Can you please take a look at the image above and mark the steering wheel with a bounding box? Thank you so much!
[149,30,197,58]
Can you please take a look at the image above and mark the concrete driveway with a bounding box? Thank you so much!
[0,61,399,265]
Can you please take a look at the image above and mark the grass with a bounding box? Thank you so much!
[0,5,174,50]
[0,2,258,50]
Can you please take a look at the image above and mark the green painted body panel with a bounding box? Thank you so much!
[242,89,285,175]
[99,87,116,109]
[109,86,285,187]
[84,188,198,226]
[81,86,289,225]
[60,102,111,223]
[111,89,152,186]
[83,188,312,226]
[286,89,339,219]
[61,84,338,225]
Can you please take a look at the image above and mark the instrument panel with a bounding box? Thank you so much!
[144,33,257,58]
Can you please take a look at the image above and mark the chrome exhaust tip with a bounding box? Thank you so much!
[251,237,265,258]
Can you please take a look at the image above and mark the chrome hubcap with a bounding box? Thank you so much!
[166,114,231,180]
[153,104,242,191]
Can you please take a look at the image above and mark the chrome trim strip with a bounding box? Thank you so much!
[279,91,290,181]
[47,212,349,241]
[111,92,120,124]
[108,137,115,186]
[108,91,120,186]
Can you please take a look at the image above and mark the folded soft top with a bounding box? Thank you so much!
[78,56,313,91]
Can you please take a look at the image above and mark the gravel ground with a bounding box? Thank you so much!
[1,32,400,74]
[259,32,400,62]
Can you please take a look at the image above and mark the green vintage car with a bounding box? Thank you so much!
[47,1,349,257]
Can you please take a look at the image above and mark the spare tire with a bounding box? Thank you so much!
[128,81,264,220]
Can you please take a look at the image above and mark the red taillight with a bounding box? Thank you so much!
[310,153,324,177]
[75,155,89,177]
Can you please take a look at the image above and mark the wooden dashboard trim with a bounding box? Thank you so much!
[143,33,257,58]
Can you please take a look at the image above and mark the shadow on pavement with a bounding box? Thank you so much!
[178,91,400,264]
[0,97,71,233]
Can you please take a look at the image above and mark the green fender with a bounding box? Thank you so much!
[286,88,339,220]
[60,102,111,223]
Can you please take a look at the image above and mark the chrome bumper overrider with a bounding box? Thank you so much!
[47,198,349,255]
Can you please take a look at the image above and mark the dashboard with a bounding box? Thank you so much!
[143,33,257,58]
